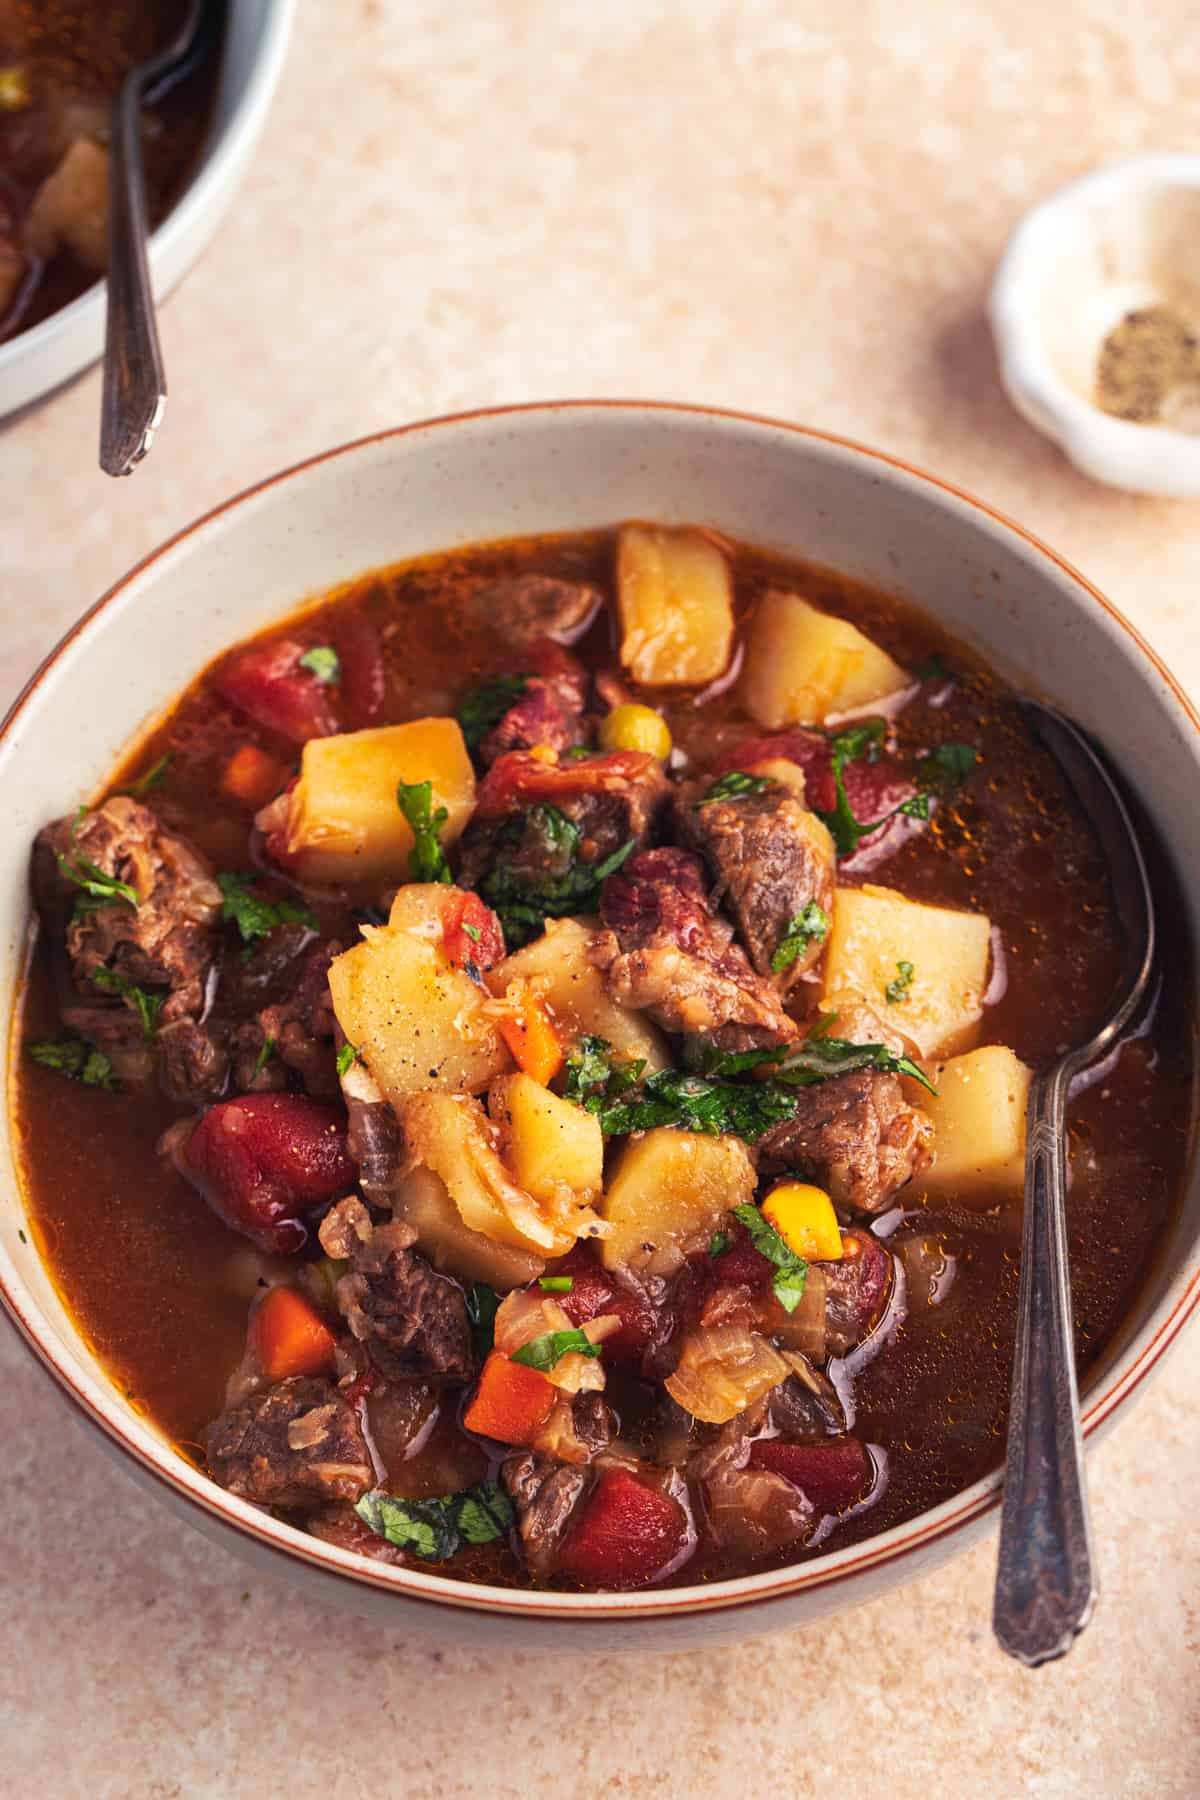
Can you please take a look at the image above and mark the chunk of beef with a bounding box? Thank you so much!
[502,1452,591,1580]
[478,642,590,766]
[206,1377,372,1508]
[307,1502,407,1564]
[823,1228,895,1355]
[335,1217,473,1383]
[757,1068,933,1212]
[711,727,926,873]
[593,847,797,1049]
[679,769,836,980]
[532,1390,615,1465]
[339,1063,403,1203]
[156,1018,230,1105]
[33,799,224,1095]
[463,573,602,647]
[457,748,668,902]
[230,939,343,1098]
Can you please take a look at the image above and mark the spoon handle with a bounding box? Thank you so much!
[99,71,166,477]
[993,1062,1096,1665]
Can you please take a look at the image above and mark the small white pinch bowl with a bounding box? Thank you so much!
[0,0,295,421]
[990,154,1200,496]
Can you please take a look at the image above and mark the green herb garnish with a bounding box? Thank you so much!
[772,1034,936,1095]
[885,960,915,1005]
[249,1035,276,1081]
[709,1232,730,1257]
[354,1481,512,1561]
[480,808,635,947]
[463,922,482,943]
[732,1203,809,1314]
[814,720,888,858]
[919,742,978,789]
[594,1067,797,1141]
[538,1276,574,1293]
[770,899,830,972]
[511,1328,603,1372]
[336,1042,359,1079]
[299,645,340,684]
[217,873,317,949]
[696,770,777,806]
[27,1038,119,1091]
[466,1283,500,1357]
[457,675,529,751]
[119,753,172,798]
[397,780,452,884]
[912,653,953,684]
[56,810,140,919]
[563,1034,645,1105]
[91,966,163,1041]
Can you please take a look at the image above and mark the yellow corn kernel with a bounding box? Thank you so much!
[599,703,672,761]
[761,1183,844,1261]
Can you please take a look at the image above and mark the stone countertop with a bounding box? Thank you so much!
[2,3,1199,1795]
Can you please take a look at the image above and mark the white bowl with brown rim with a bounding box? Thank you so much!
[2,401,1198,1649]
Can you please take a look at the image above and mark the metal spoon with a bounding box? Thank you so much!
[992,698,1155,1666]
[99,0,219,477]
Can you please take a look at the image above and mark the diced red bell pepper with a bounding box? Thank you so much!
[560,1468,691,1590]
[748,1437,874,1515]
[214,639,340,745]
[175,1093,356,1253]
[334,613,386,730]
[442,891,506,974]
[552,1246,659,1364]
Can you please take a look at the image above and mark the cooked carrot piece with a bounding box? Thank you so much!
[462,1350,555,1444]
[497,987,563,1085]
[222,743,288,809]
[251,1287,337,1380]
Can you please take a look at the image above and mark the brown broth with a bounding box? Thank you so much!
[10,527,1195,1588]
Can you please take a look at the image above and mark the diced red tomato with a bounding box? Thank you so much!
[214,639,340,744]
[474,748,658,818]
[748,1437,874,1515]
[174,1093,356,1253]
[442,891,506,973]
[559,1468,691,1590]
[462,1350,556,1444]
[251,1286,337,1379]
[553,1246,659,1364]
[334,613,386,729]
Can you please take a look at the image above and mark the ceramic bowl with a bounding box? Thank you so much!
[990,154,1200,495]
[2,402,1198,1651]
[0,0,296,420]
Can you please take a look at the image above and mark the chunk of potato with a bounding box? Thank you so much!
[25,138,110,269]
[394,1163,546,1290]
[821,884,991,1059]
[741,589,909,728]
[491,1073,604,1212]
[600,1129,755,1276]
[275,717,475,889]
[616,524,734,687]
[402,1091,601,1259]
[486,917,670,1073]
[918,1046,1032,1205]
[328,889,510,1105]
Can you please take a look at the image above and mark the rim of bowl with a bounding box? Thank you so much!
[0,0,297,384]
[3,398,1199,1623]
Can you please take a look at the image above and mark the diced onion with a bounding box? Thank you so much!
[665,1325,791,1425]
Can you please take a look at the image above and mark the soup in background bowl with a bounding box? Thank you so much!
[2,402,1197,1650]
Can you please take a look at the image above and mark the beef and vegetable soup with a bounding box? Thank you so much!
[0,1,224,340]
[12,523,1193,1592]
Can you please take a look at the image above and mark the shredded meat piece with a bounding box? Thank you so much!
[502,1452,591,1580]
[532,1391,615,1466]
[678,772,836,980]
[335,1218,473,1383]
[206,1377,372,1508]
[318,1194,374,1261]
[463,574,602,647]
[230,939,343,1098]
[769,1362,847,1437]
[477,642,589,766]
[594,847,796,1049]
[33,798,225,1099]
[757,1068,933,1212]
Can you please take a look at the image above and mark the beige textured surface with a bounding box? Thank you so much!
[3,2,1200,1795]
